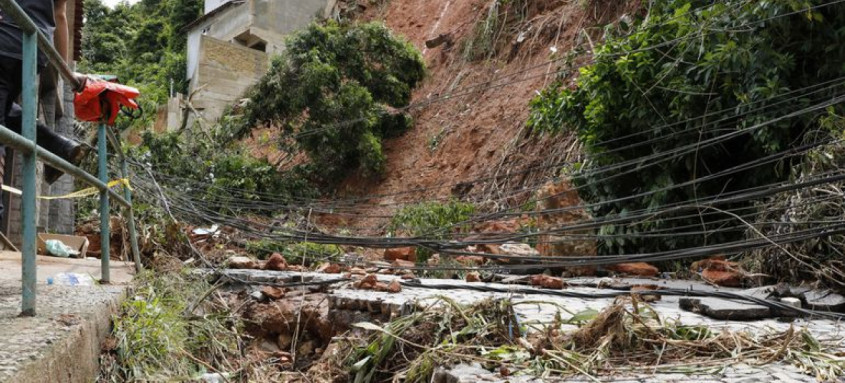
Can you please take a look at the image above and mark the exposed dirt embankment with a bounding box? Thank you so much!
[319,0,639,233]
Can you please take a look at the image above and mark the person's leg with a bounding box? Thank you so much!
[5,103,79,157]
[0,56,87,185]
[0,57,23,223]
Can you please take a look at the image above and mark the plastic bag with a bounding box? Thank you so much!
[47,272,95,286]
[45,239,80,258]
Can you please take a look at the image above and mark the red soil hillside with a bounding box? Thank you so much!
[314,0,640,233]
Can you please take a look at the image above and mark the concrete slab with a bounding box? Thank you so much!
[432,362,820,382]
[679,297,771,320]
[0,251,135,383]
[804,289,845,312]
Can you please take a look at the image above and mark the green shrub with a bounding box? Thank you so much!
[234,21,425,182]
[133,131,318,215]
[245,240,344,265]
[389,200,476,261]
[528,0,845,254]
[109,271,239,380]
[80,0,202,131]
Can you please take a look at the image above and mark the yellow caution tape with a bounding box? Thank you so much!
[1,178,131,200]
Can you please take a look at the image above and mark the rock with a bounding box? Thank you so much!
[475,243,501,254]
[276,351,293,364]
[373,282,390,291]
[297,340,315,356]
[349,267,367,276]
[680,297,771,320]
[803,290,845,312]
[264,253,288,271]
[227,256,259,270]
[357,274,378,290]
[391,259,416,269]
[250,290,266,301]
[316,263,342,274]
[466,272,481,283]
[277,333,292,350]
[245,293,334,343]
[259,338,281,353]
[261,286,285,300]
[691,257,746,287]
[499,243,540,257]
[534,180,598,274]
[425,33,451,49]
[690,256,731,271]
[631,285,661,302]
[529,275,565,289]
[427,254,441,266]
[701,269,743,287]
[781,297,802,309]
[387,280,402,293]
[401,273,417,280]
[606,262,659,277]
[473,220,520,235]
[384,247,417,262]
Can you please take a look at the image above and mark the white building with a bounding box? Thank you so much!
[178,0,333,124]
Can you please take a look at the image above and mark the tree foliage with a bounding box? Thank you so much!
[133,131,318,214]
[388,200,476,261]
[528,0,845,254]
[234,22,425,181]
[80,0,201,129]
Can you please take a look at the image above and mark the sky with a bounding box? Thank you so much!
[101,0,140,8]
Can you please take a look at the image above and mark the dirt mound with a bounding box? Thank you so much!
[315,0,639,233]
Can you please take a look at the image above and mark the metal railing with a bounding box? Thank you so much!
[0,0,142,316]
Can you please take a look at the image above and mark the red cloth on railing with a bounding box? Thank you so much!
[73,81,140,125]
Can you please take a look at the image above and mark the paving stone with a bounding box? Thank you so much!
[679,297,771,320]
[803,289,845,312]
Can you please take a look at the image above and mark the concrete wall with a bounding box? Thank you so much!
[251,0,331,55]
[186,2,251,87]
[204,0,231,14]
[154,94,183,133]
[184,0,333,124]
[191,35,269,122]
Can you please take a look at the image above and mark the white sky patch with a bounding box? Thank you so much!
[101,0,140,8]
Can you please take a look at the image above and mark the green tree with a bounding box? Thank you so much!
[80,0,201,129]
[234,22,425,182]
[528,0,845,254]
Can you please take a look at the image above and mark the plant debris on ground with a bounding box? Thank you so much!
[338,296,845,382]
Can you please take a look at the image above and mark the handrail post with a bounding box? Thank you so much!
[120,159,142,272]
[20,29,38,316]
[98,124,110,283]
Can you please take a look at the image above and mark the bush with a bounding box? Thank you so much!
[245,240,344,265]
[80,0,202,131]
[234,21,425,182]
[528,0,845,254]
[133,131,318,215]
[388,200,476,260]
[107,271,239,380]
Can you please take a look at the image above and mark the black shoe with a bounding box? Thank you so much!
[44,143,90,185]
